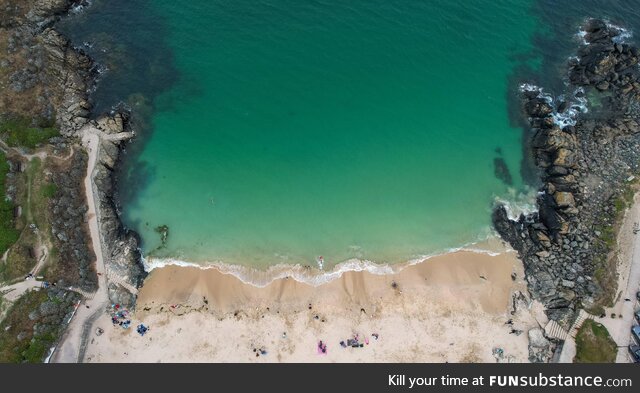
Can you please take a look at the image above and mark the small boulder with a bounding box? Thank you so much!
[554,192,576,208]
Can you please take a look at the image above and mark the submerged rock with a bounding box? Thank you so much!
[493,157,513,185]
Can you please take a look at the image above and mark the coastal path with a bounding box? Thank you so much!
[50,127,112,362]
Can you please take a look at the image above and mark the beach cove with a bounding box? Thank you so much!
[0,0,640,362]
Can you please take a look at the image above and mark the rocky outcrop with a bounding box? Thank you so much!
[1,0,74,28]
[527,327,557,363]
[41,28,92,135]
[91,113,146,307]
[1,0,92,136]
[1,0,97,290]
[50,151,97,291]
[494,19,640,326]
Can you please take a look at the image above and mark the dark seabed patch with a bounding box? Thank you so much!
[493,156,513,186]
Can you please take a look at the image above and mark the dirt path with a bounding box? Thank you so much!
[0,279,42,302]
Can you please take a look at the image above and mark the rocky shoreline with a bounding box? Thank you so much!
[494,19,640,327]
[1,0,145,306]
[89,113,146,306]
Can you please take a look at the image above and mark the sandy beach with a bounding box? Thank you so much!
[82,243,542,363]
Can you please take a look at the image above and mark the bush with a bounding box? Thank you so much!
[0,117,59,149]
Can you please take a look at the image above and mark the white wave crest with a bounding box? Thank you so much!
[576,19,633,45]
[519,83,587,128]
[141,242,510,288]
[69,0,93,15]
[606,22,633,44]
[494,187,539,221]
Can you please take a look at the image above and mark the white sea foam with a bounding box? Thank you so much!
[576,30,588,45]
[552,87,588,128]
[69,0,92,15]
[607,22,632,44]
[141,240,510,288]
[494,187,539,221]
[519,83,540,93]
[519,83,588,128]
[576,19,633,45]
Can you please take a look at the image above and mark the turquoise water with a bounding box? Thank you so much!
[62,0,561,269]
[116,0,538,268]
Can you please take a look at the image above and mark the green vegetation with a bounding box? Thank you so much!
[0,152,20,257]
[0,290,49,363]
[0,288,78,363]
[592,181,638,308]
[0,117,58,149]
[1,229,37,281]
[0,158,53,282]
[574,319,617,363]
[41,183,57,199]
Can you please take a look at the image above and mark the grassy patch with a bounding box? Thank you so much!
[0,117,58,149]
[593,254,617,307]
[591,182,639,308]
[0,288,79,363]
[41,183,56,199]
[0,152,20,257]
[2,229,37,280]
[0,157,55,282]
[0,289,48,363]
[574,319,617,363]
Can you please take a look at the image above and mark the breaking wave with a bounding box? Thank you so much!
[141,241,511,288]
[494,186,539,221]
[575,18,633,45]
[519,83,588,128]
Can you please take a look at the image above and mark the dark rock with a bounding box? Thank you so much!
[525,98,554,118]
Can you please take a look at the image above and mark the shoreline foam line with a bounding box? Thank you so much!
[141,238,515,288]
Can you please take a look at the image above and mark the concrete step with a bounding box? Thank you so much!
[545,320,569,340]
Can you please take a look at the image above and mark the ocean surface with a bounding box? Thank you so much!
[59,0,640,272]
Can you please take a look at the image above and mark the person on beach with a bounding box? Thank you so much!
[318,340,327,354]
